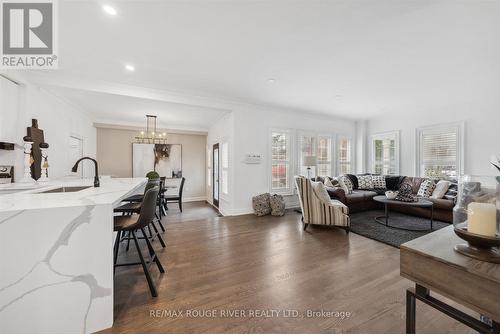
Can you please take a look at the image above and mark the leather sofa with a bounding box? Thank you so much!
[317,175,455,223]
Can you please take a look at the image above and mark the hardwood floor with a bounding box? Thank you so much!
[100,202,474,334]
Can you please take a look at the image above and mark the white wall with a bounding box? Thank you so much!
[206,112,234,215]
[355,120,368,174]
[0,77,96,181]
[367,107,500,177]
[207,106,356,216]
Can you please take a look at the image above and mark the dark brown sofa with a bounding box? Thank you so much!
[320,175,455,223]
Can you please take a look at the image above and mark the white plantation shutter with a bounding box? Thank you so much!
[317,135,332,177]
[338,136,352,174]
[417,124,463,179]
[271,130,292,193]
[371,131,399,175]
[298,134,316,177]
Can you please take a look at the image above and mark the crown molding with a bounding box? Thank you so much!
[93,122,208,136]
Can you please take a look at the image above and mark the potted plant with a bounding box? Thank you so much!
[146,171,160,180]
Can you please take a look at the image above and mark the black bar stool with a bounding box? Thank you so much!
[115,179,166,248]
[113,186,164,298]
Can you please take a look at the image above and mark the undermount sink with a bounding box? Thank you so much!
[40,186,92,193]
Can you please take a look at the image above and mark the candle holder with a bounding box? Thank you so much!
[453,175,500,263]
[38,142,50,182]
[19,136,36,184]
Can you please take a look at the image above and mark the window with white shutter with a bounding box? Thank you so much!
[298,133,317,177]
[417,123,464,179]
[338,136,353,174]
[317,135,333,177]
[270,129,292,193]
[370,131,400,175]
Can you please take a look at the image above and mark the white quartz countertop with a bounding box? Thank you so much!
[0,177,147,212]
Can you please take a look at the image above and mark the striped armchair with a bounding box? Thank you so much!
[295,176,350,233]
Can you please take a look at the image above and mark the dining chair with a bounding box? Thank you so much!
[164,177,186,212]
[113,186,165,298]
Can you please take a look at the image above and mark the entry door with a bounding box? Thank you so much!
[213,143,220,208]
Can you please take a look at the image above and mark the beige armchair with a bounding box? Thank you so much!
[295,176,350,233]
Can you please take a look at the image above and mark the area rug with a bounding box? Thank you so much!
[349,209,450,248]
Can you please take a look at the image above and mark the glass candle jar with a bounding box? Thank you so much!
[453,175,500,237]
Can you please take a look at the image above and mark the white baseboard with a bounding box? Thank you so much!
[183,196,207,203]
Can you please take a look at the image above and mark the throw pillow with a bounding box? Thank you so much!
[372,175,387,189]
[358,175,374,189]
[339,175,354,194]
[431,180,451,199]
[417,179,436,198]
[386,175,405,190]
[314,176,325,183]
[252,193,271,216]
[312,181,332,204]
[270,194,286,216]
[330,177,340,187]
[346,174,359,189]
[324,177,334,188]
[444,182,458,202]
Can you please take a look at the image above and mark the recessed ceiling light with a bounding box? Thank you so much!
[267,78,276,83]
[125,64,135,72]
[102,5,117,16]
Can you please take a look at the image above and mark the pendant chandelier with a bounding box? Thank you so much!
[135,115,167,144]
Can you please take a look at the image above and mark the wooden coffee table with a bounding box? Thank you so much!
[373,195,434,231]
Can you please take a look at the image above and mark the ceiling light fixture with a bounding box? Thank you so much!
[267,78,276,84]
[102,5,117,16]
[125,64,135,72]
[135,115,167,144]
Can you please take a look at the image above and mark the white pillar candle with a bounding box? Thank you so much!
[468,202,497,237]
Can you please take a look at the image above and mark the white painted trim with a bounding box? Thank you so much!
[183,196,207,203]
[368,130,400,175]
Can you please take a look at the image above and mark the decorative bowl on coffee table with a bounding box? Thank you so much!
[385,190,398,200]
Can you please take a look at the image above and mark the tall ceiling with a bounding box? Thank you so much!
[12,0,500,129]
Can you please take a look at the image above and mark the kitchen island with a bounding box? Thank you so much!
[0,177,147,334]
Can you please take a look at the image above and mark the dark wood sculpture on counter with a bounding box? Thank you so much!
[26,119,46,180]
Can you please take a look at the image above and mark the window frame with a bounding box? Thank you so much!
[369,130,400,175]
[416,122,465,179]
[337,135,353,175]
[269,128,294,195]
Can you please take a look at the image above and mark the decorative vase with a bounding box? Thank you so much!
[453,175,500,263]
